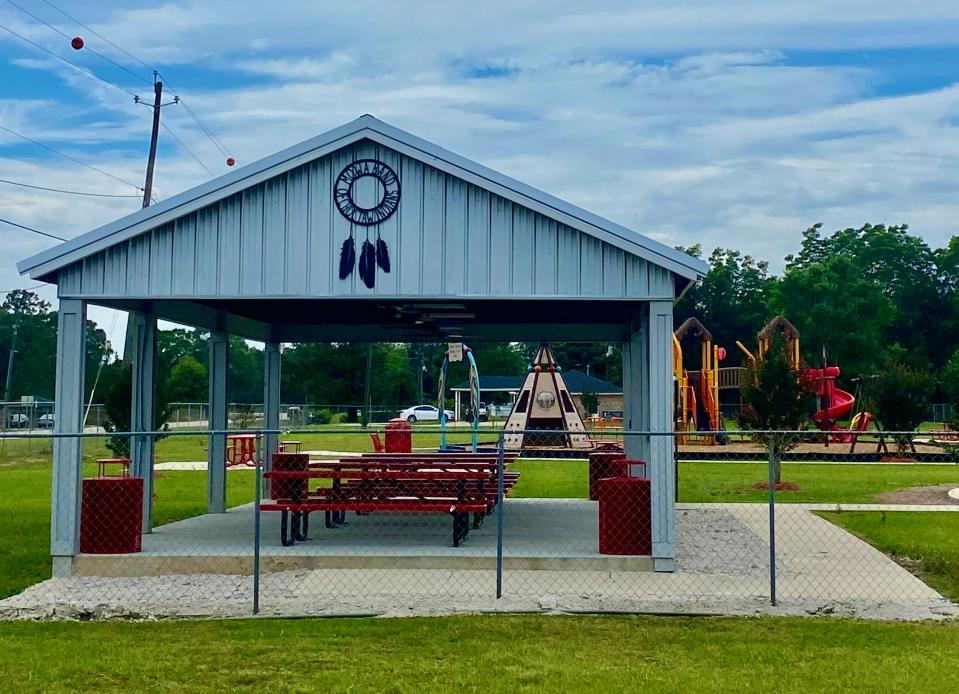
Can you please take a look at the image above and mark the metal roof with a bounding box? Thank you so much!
[18,114,706,282]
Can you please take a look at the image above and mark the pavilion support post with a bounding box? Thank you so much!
[50,299,86,577]
[623,306,650,462]
[648,301,675,571]
[262,341,281,493]
[454,389,462,421]
[207,331,229,513]
[129,311,157,533]
[623,302,676,571]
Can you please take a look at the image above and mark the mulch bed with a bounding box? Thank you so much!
[752,481,801,492]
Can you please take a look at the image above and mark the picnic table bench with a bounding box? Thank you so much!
[262,454,519,547]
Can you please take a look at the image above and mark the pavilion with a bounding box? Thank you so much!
[18,115,707,575]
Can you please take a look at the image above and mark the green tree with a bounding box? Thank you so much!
[674,247,774,366]
[738,333,815,482]
[99,360,172,457]
[867,360,934,454]
[787,223,949,370]
[939,349,959,428]
[166,356,208,402]
[772,254,894,380]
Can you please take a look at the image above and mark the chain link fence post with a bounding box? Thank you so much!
[495,430,505,599]
[768,432,778,607]
[253,453,262,615]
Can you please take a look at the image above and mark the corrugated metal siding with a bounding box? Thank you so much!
[57,140,676,300]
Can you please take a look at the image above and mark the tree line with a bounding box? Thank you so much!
[2,222,957,423]
[676,223,959,403]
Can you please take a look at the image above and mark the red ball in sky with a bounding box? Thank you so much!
[717,347,727,361]
[226,157,236,167]
[71,36,84,50]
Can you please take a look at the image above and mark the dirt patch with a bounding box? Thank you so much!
[752,481,801,492]
[875,484,959,506]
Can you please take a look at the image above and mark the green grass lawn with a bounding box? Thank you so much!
[0,457,253,599]
[820,511,959,601]
[1,614,958,692]
[507,459,959,504]
[3,433,959,600]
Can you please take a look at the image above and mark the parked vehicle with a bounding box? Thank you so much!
[6,413,27,429]
[37,414,55,429]
[398,405,455,423]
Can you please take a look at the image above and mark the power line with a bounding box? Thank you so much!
[37,0,232,165]
[0,283,46,294]
[0,123,144,192]
[0,21,138,99]
[0,216,67,241]
[39,0,155,75]
[3,0,153,86]
[0,177,141,198]
[159,121,215,176]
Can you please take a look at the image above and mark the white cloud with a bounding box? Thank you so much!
[2,0,959,353]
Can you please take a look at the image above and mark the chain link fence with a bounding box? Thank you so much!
[1,426,958,619]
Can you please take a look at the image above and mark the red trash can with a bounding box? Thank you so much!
[385,418,412,453]
[597,476,652,555]
[272,453,310,501]
[588,448,626,500]
[79,477,144,554]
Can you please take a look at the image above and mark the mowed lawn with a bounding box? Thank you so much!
[512,459,959,503]
[2,434,959,599]
[1,615,959,693]
[820,511,959,601]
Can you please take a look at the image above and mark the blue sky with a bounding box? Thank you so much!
[2,1,959,340]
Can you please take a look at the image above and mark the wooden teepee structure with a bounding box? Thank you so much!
[503,344,591,450]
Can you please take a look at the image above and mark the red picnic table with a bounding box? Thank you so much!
[226,434,259,467]
[262,454,519,547]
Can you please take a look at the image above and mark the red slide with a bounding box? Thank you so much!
[811,388,855,429]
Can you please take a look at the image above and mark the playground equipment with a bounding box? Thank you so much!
[437,343,480,452]
[502,344,590,450]
[738,316,872,443]
[672,318,724,444]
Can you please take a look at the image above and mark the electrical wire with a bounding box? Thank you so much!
[0,283,46,294]
[0,21,138,99]
[0,216,67,241]
[39,0,156,76]
[159,121,215,176]
[3,0,152,86]
[0,177,141,198]
[0,123,144,192]
[38,0,232,163]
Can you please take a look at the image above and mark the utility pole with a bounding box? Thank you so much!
[4,324,17,402]
[141,77,163,208]
[362,343,373,427]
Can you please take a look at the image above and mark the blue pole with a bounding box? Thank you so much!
[467,350,479,453]
[439,356,449,452]
[496,432,505,598]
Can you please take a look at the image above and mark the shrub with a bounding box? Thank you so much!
[867,359,934,454]
[738,332,815,481]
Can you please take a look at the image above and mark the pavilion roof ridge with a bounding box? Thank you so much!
[18,114,707,282]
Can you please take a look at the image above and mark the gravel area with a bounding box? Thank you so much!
[2,506,956,622]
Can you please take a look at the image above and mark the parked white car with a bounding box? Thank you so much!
[398,405,455,423]
[37,413,55,429]
[6,413,28,429]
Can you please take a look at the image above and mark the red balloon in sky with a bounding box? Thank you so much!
[71,36,84,50]
[717,347,727,361]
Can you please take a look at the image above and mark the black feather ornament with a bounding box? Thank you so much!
[376,236,391,273]
[338,236,355,280]
[359,239,376,288]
